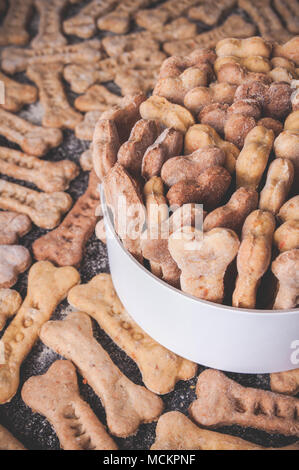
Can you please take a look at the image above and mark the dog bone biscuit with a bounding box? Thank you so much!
[184,83,236,114]
[0,246,31,289]
[118,119,160,176]
[103,163,145,262]
[0,289,22,331]
[98,0,151,34]
[22,360,117,450]
[31,0,67,49]
[257,117,283,137]
[159,49,216,79]
[140,96,195,133]
[92,120,120,181]
[1,40,102,74]
[238,0,292,43]
[161,147,225,187]
[278,196,299,222]
[0,211,31,245]
[68,274,197,395]
[259,158,294,214]
[273,0,299,34]
[151,411,299,450]
[273,37,299,66]
[0,261,80,404]
[190,369,299,436]
[75,111,102,141]
[236,126,274,190]
[203,187,258,234]
[184,124,239,174]
[74,85,122,113]
[114,67,159,96]
[27,63,82,130]
[274,220,299,252]
[32,171,100,267]
[188,0,236,25]
[216,62,270,86]
[232,210,276,309]
[40,312,163,437]
[163,15,256,56]
[167,166,231,209]
[63,0,116,38]
[216,37,272,58]
[0,147,79,192]
[136,0,199,32]
[272,249,299,310]
[0,179,72,230]
[169,226,239,303]
[0,109,62,157]
[142,128,183,180]
[274,111,299,180]
[214,56,271,75]
[271,369,299,396]
[0,72,37,113]
[0,0,33,46]
[0,425,26,450]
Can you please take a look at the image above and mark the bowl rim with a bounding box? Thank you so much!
[100,185,299,317]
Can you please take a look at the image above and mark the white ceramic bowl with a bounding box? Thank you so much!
[101,188,299,374]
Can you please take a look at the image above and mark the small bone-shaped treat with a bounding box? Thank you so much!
[31,0,67,49]
[63,0,116,38]
[167,166,231,210]
[0,179,72,230]
[188,0,236,26]
[184,83,237,114]
[140,96,195,134]
[142,128,183,181]
[169,226,239,302]
[0,425,26,450]
[216,62,269,86]
[184,124,239,174]
[257,117,283,137]
[272,249,299,310]
[74,85,122,112]
[232,210,276,309]
[259,158,294,215]
[92,120,120,181]
[0,147,79,193]
[273,37,299,67]
[278,196,299,222]
[153,65,214,106]
[103,164,146,263]
[161,147,225,187]
[0,289,22,331]
[274,220,299,252]
[0,109,62,157]
[0,72,37,113]
[0,0,33,46]
[273,0,299,34]
[151,411,299,450]
[190,369,299,436]
[216,36,272,58]
[0,211,31,245]
[75,111,102,141]
[163,15,256,56]
[0,261,80,404]
[236,126,274,190]
[1,39,102,75]
[40,312,163,437]
[204,187,258,234]
[114,66,161,97]
[32,172,100,267]
[68,274,197,395]
[97,0,150,34]
[22,360,117,450]
[274,130,299,181]
[27,63,82,130]
[158,48,216,80]
[117,119,161,176]
[214,55,271,74]
[0,246,31,289]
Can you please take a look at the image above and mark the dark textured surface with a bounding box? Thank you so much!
[0,0,298,451]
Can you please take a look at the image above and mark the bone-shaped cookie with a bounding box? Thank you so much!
[0,71,37,113]
[0,425,26,450]
[1,39,102,74]
[0,179,73,230]
[136,0,199,31]
[190,369,299,437]
[273,37,299,67]
[40,312,163,437]
[0,245,31,289]
[92,120,119,181]
[0,289,22,331]
[151,411,299,450]
[97,0,151,34]
[63,0,116,38]
[68,273,197,395]
[74,85,122,112]
[259,158,294,215]
[0,211,31,245]
[169,226,239,303]
[27,63,82,130]
[188,0,236,25]
[272,249,299,309]
[0,261,80,404]
[22,360,117,450]
[0,0,33,46]
[75,111,102,141]
[31,0,68,50]
[114,67,160,96]
[0,109,62,157]
[32,171,100,267]
[0,147,79,192]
